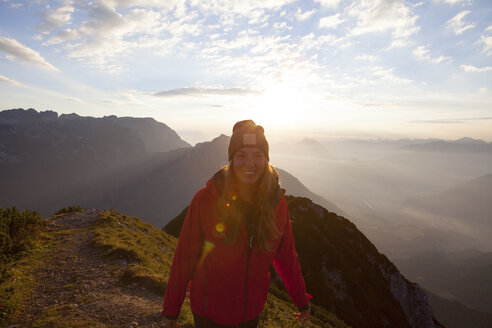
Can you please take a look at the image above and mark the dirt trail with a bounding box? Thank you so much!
[9,210,165,328]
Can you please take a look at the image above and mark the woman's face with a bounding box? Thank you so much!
[232,146,266,185]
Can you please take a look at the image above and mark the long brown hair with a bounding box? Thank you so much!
[218,162,281,251]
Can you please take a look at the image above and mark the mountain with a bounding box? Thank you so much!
[402,173,492,249]
[426,289,492,328]
[294,138,329,155]
[0,109,341,230]
[0,108,191,218]
[164,196,442,328]
[90,134,342,227]
[2,208,346,327]
[271,138,333,163]
[0,108,190,158]
[399,139,492,154]
[394,249,492,314]
[453,137,488,145]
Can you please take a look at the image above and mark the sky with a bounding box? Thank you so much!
[0,0,491,144]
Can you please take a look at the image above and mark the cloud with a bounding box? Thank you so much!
[486,25,492,32]
[432,0,472,4]
[40,2,174,71]
[65,96,83,103]
[295,8,316,21]
[479,35,492,55]
[189,0,294,15]
[314,0,342,9]
[0,36,58,71]
[371,66,413,84]
[354,54,378,61]
[104,90,145,106]
[410,117,492,124]
[413,46,451,63]
[461,65,492,72]
[0,74,24,87]
[274,21,292,30]
[319,14,345,29]
[154,86,259,97]
[446,10,475,35]
[356,100,414,107]
[37,0,75,33]
[9,2,23,9]
[347,0,420,47]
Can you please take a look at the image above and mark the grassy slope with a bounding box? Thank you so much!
[93,210,348,328]
[0,212,54,325]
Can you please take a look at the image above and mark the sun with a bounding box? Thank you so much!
[252,82,307,128]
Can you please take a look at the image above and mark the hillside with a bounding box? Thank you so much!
[164,196,441,328]
[87,134,342,227]
[402,173,492,249]
[0,108,191,218]
[426,290,492,328]
[2,208,347,327]
[394,249,492,314]
[0,109,340,229]
[399,139,492,154]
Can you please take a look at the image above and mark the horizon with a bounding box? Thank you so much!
[1,0,491,143]
[3,106,492,145]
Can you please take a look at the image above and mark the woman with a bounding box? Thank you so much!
[162,120,311,328]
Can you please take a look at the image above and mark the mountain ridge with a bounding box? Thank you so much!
[2,207,347,327]
[164,196,441,328]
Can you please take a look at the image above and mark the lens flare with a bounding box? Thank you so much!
[197,240,215,267]
[215,223,225,232]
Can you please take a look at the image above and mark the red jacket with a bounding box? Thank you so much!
[162,170,311,326]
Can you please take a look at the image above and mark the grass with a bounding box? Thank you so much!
[1,207,350,327]
[31,304,108,328]
[92,210,177,294]
[53,205,85,216]
[93,210,349,328]
[91,210,196,326]
[262,285,349,328]
[0,207,53,326]
[0,225,55,326]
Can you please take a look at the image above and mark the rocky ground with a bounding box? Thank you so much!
[8,210,166,328]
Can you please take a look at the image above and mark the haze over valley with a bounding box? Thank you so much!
[1,108,492,328]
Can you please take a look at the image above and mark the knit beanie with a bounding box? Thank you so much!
[228,120,269,162]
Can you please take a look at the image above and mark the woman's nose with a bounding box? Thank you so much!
[245,156,255,166]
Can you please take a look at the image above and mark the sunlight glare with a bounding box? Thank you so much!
[252,82,307,129]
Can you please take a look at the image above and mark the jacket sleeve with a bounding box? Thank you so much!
[273,197,312,311]
[162,191,205,318]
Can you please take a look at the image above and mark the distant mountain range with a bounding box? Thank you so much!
[0,108,190,162]
[2,107,488,326]
[164,196,441,328]
[426,289,492,328]
[401,173,492,250]
[394,249,492,315]
[399,139,492,154]
[0,108,340,228]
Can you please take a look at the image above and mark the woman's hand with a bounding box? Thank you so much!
[294,307,311,324]
[162,317,178,328]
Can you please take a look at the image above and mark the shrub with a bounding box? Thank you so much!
[0,207,48,325]
[54,205,85,215]
[0,207,45,264]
